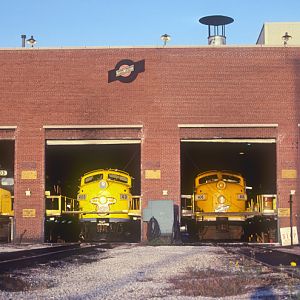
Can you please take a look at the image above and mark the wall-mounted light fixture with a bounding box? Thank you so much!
[162,190,168,196]
[160,34,171,47]
[26,35,37,47]
[25,189,31,196]
[282,32,292,46]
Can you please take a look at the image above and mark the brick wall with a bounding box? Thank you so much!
[14,127,45,242]
[0,46,299,241]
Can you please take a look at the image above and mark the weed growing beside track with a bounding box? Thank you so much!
[168,251,300,298]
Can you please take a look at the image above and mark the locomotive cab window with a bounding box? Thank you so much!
[108,173,128,184]
[199,174,218,184]
[84,174,103,184]
[222,175,240,184]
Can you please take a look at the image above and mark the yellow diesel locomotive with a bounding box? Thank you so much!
[0,188,13,217]
[183,170,249,241]
[0,187,13,242]
[77,169,141,241]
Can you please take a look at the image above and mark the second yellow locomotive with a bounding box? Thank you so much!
[77,169,140,241]
[184,170,248,240]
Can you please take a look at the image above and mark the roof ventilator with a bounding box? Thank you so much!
[199,15,234,45]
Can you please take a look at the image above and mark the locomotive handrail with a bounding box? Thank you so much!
[181,194,192,199]
[45,195,79,217]
[129,196,141,211]
[194,211,277,217]
[61,210,139,215]
[181,195,193,211]
[45,194,141,216]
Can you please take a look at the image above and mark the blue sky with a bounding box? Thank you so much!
[1,1,300,47]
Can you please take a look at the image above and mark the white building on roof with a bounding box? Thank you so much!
[257,22,300,45]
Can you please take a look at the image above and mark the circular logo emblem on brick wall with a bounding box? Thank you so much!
[108,59,145,83]
[116,64,134,78]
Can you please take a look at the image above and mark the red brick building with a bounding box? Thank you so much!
[0,45,299,242]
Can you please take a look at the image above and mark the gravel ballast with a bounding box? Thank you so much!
[0,244,299,299]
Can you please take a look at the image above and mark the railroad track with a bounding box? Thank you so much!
[183,242,300,278]
[225,245,300,279]
[0,243,112,273]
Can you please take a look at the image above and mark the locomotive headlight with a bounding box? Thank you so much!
[99,180,108,189]
[218,195,226,204]
[217,181,226,190]
[99,196,107,204]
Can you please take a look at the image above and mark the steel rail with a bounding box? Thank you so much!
[0,243,110,273]
[225,245,300,279]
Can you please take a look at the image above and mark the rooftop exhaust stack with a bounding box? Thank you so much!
[21,34,26,48]
[199,15,234,45]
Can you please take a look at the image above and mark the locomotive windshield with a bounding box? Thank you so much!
[222,174,241,184]
[84,173,103,184]
[108,173,128,183]
[199,174,218,184]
